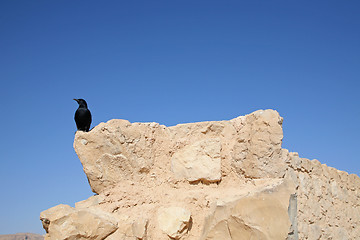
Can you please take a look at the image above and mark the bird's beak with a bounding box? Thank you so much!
[73,99,79,103]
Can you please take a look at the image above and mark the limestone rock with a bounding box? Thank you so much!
[74,119,158,194]
[40,205,118,240]
[40,204,75,233]
[231,109,286,179]
[75,195,105,209]
[201,179,296,240]
[157,207,192,239]
[104,214,133,240]
[41,109,360,239]
[74,109,286,194]
[132,219,148,239]
[171,139,221,183]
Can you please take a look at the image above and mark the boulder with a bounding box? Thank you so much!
[40,204,75,233]
[40,206,118,240]
[201,179,296,240]
[157,207,192,239]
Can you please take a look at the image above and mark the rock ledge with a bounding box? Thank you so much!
[40,110,360,240]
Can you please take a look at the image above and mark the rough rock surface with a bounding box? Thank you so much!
[171,139,221,183]
[41,109,360,239]
[40,205,117,240]
[201,180,295,240]
[157,207,192,239]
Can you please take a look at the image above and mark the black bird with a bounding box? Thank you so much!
[73,98,92,132]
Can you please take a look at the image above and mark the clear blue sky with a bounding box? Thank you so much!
[0,0,359,235]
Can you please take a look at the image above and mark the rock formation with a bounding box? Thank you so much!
[40,109,360,239]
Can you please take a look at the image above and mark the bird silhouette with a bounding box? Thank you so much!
[74,98,92,132]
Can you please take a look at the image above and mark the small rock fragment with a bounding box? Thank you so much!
[157,207,191,239]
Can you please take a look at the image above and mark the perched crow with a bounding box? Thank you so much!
[73,98,92,132]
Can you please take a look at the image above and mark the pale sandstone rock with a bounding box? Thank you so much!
[75,195,105,209]
[104,214,133,240]
[41,206,118,240]
[40,204,76,233]
[40,109,360,240]
[157,207,192,239]
[132,219,148,239]
[201,179,296,240]
[104,231,134,240]
[73,109,286,194]
[230,110,287,179]
[308,224,321,240]
[74,119,159,194]
[171,139,221,183]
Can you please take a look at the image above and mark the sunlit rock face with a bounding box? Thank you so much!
[40,109,360,240]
